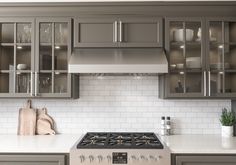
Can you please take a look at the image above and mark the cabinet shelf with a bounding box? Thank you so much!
[0,43,14,46]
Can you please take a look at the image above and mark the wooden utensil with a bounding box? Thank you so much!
[36,108,56,135]
[17,100,36,135]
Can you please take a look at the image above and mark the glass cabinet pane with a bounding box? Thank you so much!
[210,72,224,95]
[185,72,202,93]
[185,22,201,42]
[186,44,202,69]
[170,73,184,93]
[169,44,184,71]
[229,22,236,43]
[16,72,31,93]
[54,73,67,93]
[1,23,14,43]
[209,43,224,70]
[17,23,31,43]
[0,45,14,70]
[224,44,236,70]
[54,45,67,70]
[225,72,236,93]
[170,21,183,42]
[40,23,52,43]
[16,45,31,70]
[0,73,11,93]
[55,23,68,44]
[39,73,52,93]
[39,46,52,70]
[209,21,223,43]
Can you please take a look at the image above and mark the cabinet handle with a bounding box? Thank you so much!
[30,72,34,96]
[119,21,122,42]
[208,71,211,96]
[204,71,206,96]
[35,72,38,96]
[114,21,118,42]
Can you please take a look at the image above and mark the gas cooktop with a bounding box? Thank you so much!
[77,132,163,149]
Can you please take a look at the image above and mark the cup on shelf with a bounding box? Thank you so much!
[17,64,27,70]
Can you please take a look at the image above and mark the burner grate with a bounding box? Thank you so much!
[77,132,163,149]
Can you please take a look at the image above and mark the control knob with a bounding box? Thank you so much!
[107,155,112,163]
[89,155,94,163]
[97,155,103,163]
[79,155,85,163]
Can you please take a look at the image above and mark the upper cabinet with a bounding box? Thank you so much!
[35,18,74,98]
[207,18,236,98]
[160,17,236,99]
[0,17,79,98]
[160,18,205,98]
[0,18,34,97]
[74,17,162,48]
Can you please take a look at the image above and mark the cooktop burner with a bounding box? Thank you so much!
[77,132,163,149]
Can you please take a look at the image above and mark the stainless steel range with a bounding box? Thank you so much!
[70,132,170,165]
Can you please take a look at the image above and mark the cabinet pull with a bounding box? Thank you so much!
[113,21,118,42]
[35,72,38,96]
[208,71,211,96]
[204,71,206,96]
[30,72,34,96]
[119,21,122,42]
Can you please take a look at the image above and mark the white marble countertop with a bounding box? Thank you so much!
[0,134,82,153]
[1,134,236,154]
[160,134,236,154]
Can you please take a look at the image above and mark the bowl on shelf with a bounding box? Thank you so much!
[174,29,194,42]
[186,57,201,69]
[17,64,27,70]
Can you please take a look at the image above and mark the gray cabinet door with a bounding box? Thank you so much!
[74,17,118,47]
[35,17,73,98]
[0,18,35,98]
[0,155,65,165]
[119,17,162,47]
[206,18,236,98]
[162,17,206,99]
[175,155,236,165]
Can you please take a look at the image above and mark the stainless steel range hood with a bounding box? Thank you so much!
[68,48,168,73]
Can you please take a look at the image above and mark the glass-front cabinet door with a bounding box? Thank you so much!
[0,18,34,97]
[166,18,205,98]
[36,18,71,97]
[207,19,236,97]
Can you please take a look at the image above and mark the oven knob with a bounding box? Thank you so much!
[149,155,156,161]
[79,155,85,163]
[107,155,112,163]
[89,155,95,163]
[131,155,138,161]
[97,155,103,163]
[140,155,148,161]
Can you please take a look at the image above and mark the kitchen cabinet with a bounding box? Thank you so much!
[173,155,236,165]
[0,154,67,165]
[0,18,35,97]
[74,17,162,47]
[0,17,79,98]
[159,17,205,98]
[206,18,236,98]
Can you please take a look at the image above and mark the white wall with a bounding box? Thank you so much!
[0,76,231,134]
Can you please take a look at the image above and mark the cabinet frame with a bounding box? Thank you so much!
[163,17,206,98]
[172,154,236,165]
[206,17,236,98]
[0,154,66,165]
[35,17,72,98]
[0,17,35,98]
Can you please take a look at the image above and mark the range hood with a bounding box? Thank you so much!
[68,48,168,73]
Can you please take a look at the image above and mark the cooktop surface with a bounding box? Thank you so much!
[77,132,163,149]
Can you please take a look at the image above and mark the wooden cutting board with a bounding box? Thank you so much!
[36,108,56,135]
[17,100,36,135]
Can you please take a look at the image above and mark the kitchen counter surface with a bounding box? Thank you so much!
[160,134,236,154]
[1,134,236,154]
[0,134,82,153]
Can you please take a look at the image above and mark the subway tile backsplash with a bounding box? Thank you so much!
[0,76,231,134]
